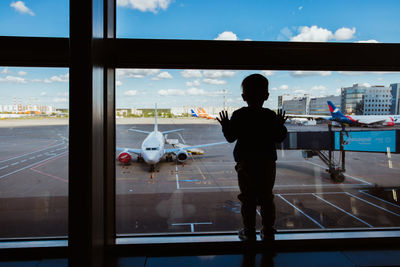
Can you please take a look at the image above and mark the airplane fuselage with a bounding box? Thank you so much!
[141,131,165,165]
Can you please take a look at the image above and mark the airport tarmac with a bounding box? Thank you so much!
[0,119,399,238]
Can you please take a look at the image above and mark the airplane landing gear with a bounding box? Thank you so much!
[165,154,173,162]
[149,165,155,172]
[137,156,144,163]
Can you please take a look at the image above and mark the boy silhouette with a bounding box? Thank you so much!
[217,73,287,242]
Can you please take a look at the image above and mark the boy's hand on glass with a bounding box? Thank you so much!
[277,109,287,125]
[217,110,230,129]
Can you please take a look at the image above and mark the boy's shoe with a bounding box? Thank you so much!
[238,228,256,241]
[260,228,276,242]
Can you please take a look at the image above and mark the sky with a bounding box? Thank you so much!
[1,0,400,109]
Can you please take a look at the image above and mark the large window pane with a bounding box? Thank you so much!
[0,67,68,238]
[116,68,400,235]
[117,0,400,43]
[0,1,69,37]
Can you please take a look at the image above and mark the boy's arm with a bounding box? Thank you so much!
[273,109,288,143]
[217,110,238,143]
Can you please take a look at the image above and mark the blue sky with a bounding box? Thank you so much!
[1,1,400,109]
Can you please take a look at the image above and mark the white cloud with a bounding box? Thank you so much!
[10,1,35,16]
[334,27,356,41]
[279,85,289,90]
[294,89,307,95]
[186,87,224,96]
[180,70,202,78]
[116,80,123,86]
[311,85,327,91]
[152,71,172,80]
[291,26,333,42]
[356,39,379,43]
[57,92,69,97]
[117,69,160,78]
[203,70,236,78]
[40,92,47,96]
[261,70,275,77]
[17,71,27,76]
[158,89,185,96]
[214,31,238,41]
[298,6,303,10]
[124,90,138,96]
[1,68,11,74]
[49,73,69,83]
[0,75,27,83]
[53,97,68,103]
[360,82,371,87]
[203,78,227,85]
[291,71,332,77]
[117,0,172,13]
[291,26,356,42]
[186,80,200,87]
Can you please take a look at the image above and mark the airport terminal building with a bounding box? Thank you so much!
[280,95,341,115]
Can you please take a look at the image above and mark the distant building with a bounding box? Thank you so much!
[341,84,394,115]
[130,108,143,116]
[390,83,400,115]
[282,95,310,114]
[309,95,341,115]
[278,94,292,109]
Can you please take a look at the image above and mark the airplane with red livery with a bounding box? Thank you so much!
[117,105,227,172]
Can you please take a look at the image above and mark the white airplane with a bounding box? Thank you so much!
[116,105,227,172]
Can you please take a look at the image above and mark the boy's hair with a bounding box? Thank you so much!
[241,74,269,97]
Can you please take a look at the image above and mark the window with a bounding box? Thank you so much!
[115,69,400,236]
[0,67,69,239]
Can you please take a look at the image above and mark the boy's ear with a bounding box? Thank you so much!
[265,92,270,100]
[241,93,247,101]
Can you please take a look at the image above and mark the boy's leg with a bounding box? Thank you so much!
[259,161,276,241]
[236,162,257,240]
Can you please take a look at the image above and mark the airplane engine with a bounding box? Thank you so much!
[176,150,188,163]
[118,152,132,164]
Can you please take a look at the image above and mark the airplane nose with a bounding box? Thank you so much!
[144,153,159,165]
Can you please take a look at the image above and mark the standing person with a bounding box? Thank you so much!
[217,73,287,242]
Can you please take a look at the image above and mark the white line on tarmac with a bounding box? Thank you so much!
[304,160,372,185]
[276,194,325,229]
[345,192,400,217]
[0,165,9,170]
[312,193,373,228]
[0,152,66,180]
[0,141,65,164]
[175,163,180,190]
[359,190,400,209]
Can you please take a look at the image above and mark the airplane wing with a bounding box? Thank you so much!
[165,141,228,154]
[161,129,184,134]
[286,114,331,120]
[128,128,151,134]
[116,147,142,155]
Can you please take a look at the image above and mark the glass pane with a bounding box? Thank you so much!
[117,0,400,43]
[116,68,400,236]
[0,1,69,37]
[0,67,68,238]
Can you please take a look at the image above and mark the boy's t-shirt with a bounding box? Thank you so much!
[222,107,287,162]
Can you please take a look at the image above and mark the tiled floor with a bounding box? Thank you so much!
[2,250,400,267]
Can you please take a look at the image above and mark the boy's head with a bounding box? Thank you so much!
[241,73,269,107]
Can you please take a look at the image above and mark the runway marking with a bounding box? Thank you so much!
[359,190,400,209]
[312,193,374,228]
[345,192,400,217]
[175,163,180,189]
[0,165,9,170]
[171,222,212,232]
[304,160,372,185]
[0,140,64,163]
[277,194,325,229]
[30,152,68,184]
[11,162,18,166]
[0,152,67,180]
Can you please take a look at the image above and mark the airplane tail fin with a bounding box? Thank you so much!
[154,103,158,132]
[327,101,344,118]
[191,109,198,117]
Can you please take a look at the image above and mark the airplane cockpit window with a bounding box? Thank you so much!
[115,68,400,237]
